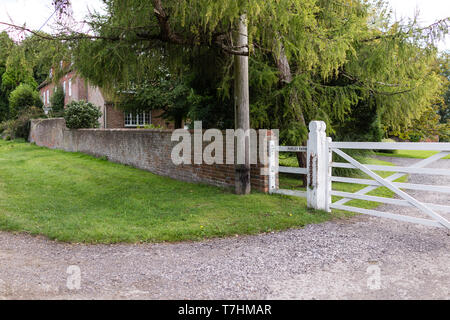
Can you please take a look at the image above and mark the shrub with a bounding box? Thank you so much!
[0,119,14,136]
[0,106,45,140]
[141,123,162,129]
[64,100,102,129]
[8,84,43,117]
[50,85,65,114]
[0,100,9,122]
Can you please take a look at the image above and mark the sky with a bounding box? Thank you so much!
[0,0,448,50]
[0,0,105,38]
[388,0,450,51]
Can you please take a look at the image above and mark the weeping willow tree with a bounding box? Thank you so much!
[4,0,448,190]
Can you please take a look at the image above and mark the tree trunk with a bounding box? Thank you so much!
[234,14,251,195]
[296,143,307,186]
[275,42,308,187]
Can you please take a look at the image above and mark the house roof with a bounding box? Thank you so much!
[37,79,51,90]
[37,63,75,90]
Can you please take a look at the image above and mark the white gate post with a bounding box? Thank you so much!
[268,139,278,193]
[307,121,331,212]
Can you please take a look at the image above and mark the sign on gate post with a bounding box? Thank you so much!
[268,139,278,193]
[307,121,331,212]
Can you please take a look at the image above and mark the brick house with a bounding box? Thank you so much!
[38,68,176,129]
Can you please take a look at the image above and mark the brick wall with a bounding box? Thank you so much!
[29,118,273,192]
[151,109,178,129]
[105,104,125,128]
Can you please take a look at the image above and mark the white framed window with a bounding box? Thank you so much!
[63,81,66,95]
[46,90,49,104]
[124,111,151,127]
[68,79,72,97]
[42,92,45,105]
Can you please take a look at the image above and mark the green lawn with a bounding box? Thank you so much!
[0,139,343,243]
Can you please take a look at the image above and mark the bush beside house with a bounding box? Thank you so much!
[64,100,102,129]
[50,85,65,115]
[8,83,43,118]
[0,106,44,140]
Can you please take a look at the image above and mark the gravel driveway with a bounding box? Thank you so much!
[0,157,449,300]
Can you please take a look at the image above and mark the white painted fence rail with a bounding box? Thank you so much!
[331,162,450,176]
[269,120,450,230]
[331,141,450,151]
[330,176,450,193]
[268,138,308,198]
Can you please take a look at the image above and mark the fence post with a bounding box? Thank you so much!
[326,137,332,213]
[307,121,331,212]
[268,139,278,193]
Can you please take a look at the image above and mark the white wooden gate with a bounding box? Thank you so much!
[269,121,450,230]
[268,143,308,198]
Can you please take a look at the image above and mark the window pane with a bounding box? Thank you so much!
[124,113,132,126]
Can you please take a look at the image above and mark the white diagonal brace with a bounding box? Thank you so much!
[333,148,450,229]
[334,151,450,206]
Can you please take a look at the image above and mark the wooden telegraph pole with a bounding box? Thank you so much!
[234,14,251,195]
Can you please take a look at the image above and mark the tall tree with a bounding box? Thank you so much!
[1,46,37,93]
[0,32,14,121]
[438,54,450,125]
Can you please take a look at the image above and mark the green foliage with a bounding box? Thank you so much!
[331,98,383,142]
[66,0,448,145]
[20,33,69,86]
[404,106,449,142]
[119,75,192,129]
[140,123,162,129]
[63,100,102,129]
[0,31,68,122]
[437,54,450,141]
[1,46,37,93]
[0,96,8,123]
[0,32,15,121]
[439,101,450,124]
[0,119,14,136]
[8,83,43,117]
[50,85,65,113]
[0,106,45,140]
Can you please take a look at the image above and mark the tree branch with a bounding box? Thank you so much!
[0,18,249,56]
